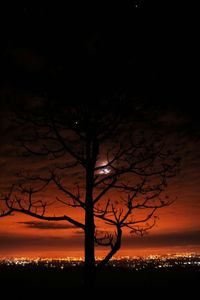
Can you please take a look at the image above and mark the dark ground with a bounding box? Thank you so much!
[0,265,199,298]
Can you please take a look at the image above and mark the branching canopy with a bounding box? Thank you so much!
[1,98,180,266]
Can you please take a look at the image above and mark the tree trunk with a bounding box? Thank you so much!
[84,134,99,289]
[84,137,96,289]
[84,204,95,288]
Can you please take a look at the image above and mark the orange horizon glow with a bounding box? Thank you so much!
[1,248,200,260]
[0,185,200,259]
[0,125,200,260]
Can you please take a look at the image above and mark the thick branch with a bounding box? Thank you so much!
[0,209,13,217]
[3,186,85,229]
[98,227,122,268]
[6,203,85,229]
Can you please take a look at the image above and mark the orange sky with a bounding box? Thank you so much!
[0,157,200,258]
[0,112,200,259]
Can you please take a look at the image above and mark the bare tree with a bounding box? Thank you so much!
[2,98,180,287]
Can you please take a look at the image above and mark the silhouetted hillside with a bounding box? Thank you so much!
[0,265,198,297]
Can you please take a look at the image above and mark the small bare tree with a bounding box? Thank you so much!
[2,98,180,287]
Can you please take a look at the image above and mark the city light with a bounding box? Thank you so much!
[0,253,200,271]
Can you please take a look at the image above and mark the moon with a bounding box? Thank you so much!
[99,167,111,175]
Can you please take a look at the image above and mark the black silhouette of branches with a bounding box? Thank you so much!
[1,99,180,285]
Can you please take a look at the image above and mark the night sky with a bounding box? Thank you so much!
[0,4,199,258]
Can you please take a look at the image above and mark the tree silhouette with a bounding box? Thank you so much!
[2,98,180,287]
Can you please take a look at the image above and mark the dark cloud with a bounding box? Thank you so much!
[0,230,199,253]
[123,230,200,248]
[74,230,84,235]
[18,221,75,230]
[0,233,83,250]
